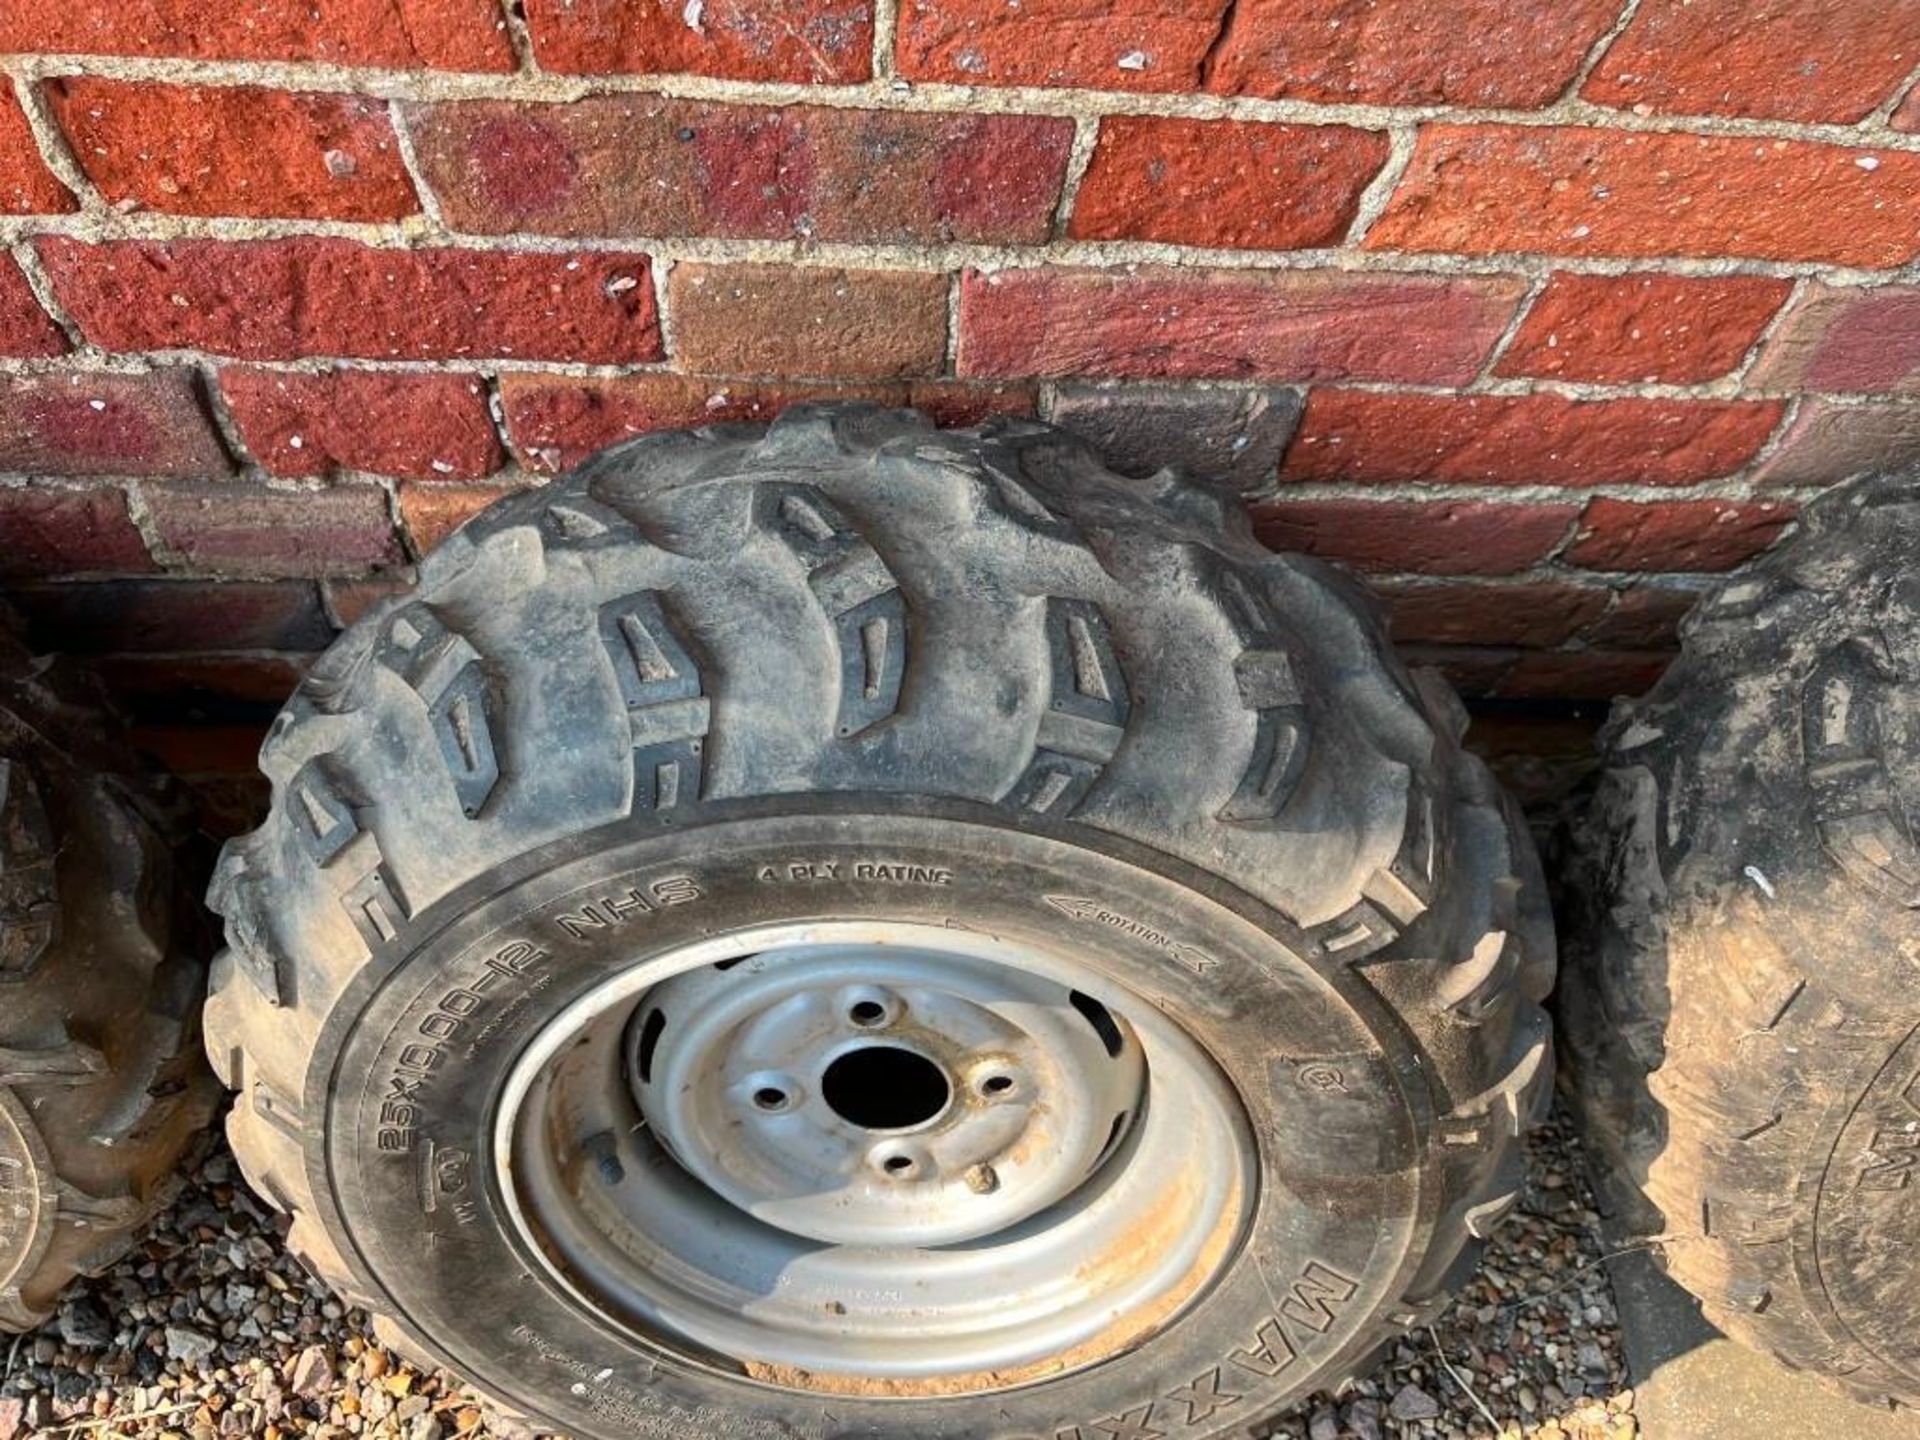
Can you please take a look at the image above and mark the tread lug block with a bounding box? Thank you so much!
[1214,569,1311,825]
[598,592,711,812]
[974,449,1081,543]
[758,484,910,738]
[0,1041,107,1085]
[0,760,57,977]
[540,497,632,548]
[288,762,361,868]
[1802,644,1920,903]
[377,606,502,817]
[1006,598,1131,816]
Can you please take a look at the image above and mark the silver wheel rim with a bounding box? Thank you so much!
[495,921,1256,1396]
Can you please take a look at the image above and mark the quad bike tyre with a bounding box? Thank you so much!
[205,405,1554,1438]
[1561,473,1920,1407]
[0,623,219,1330]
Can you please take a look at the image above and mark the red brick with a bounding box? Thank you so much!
[670,264,947,379]
[47,79,417,223]
[1565,497,1796,572]
[0,485,152,578]
[1750,400,1920,489]
[1280,391,1783,489]
[0,0,512,69]
[1582,586,1700,648]
[6,578,333,653]
[1495,273,1790,385]
[1584,0,1920,125]
[1746,284,1920,394]
[0,81,72,214]
[323,576,413,627]
[407,99,1070,245]
[1382,581,1609,648]
[93,653,305,710]
[500,372,1030,472]
[399,483,524,552]
[37,239,660,364]
[1368,125,1920,268]
[1895,83,1920,133]
[1252,498,1578,576]
[0,254,64,357]
[958,267,1525,383]
[1496,649,1673,700]
[146,480,401,576]
[1069,117,1387,250]
[895,0,1224,93]
[221,368,503,481]
[526,0,872,82]
[1205,0,1621,107]
[0,370,229,477]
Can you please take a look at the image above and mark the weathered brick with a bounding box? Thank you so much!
[1584,0,1920,124]
[93,653,305,712]
[1565,497,1797,572]
[1381,581,1609,648]
[0,370,229,477]
[0,0,513,69]
[37,239,660,364]
[0,255,64,357]
[1205,0,1621,107]
[1895,83,1920,133]
[221,368,503,481]
[408,99,1070,244]
[525,0,873,82]
[47,79,417,222]
[6,579,333,653]
[959,267,1526,383]
[1069,117,1386,250]
[500,372,1030,472]
[894,0,1224,93]
[323,576,413,627]
[146,480,401,577]
[399,482,523,552]
[1048,384,1301,492]
[1252,498,1578,575]
[1750,400,1920,488]
[1281,391,1783,488]
[1496,649,1673,700]
[1495,273,1790,384]
[0,81,73,214]
[670,265,947,379]
[1746,284,1920,394]
[0,485,152,578]
[1368,125,1920,268]
[1583,585,1701,648]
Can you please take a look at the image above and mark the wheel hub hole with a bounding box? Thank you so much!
[821,1046,950,1130]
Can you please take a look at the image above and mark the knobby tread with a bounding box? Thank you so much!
[1559,472,1920,1408]
[203,405,1554,1431]
[0,619,220,1330]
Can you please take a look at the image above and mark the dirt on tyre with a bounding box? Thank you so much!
[1560,473,1920,1407]
[0,620,220,1330]
[205,405,1554,1438]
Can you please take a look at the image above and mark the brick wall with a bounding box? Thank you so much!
[2,0,1918,808]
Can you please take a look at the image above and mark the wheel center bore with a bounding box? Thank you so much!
[820,1044,952,1131]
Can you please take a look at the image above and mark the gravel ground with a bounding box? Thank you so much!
[5,1104,1634,1440]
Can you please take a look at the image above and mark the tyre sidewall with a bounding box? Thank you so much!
[317,804,1440,1440]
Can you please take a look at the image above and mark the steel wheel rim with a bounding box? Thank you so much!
[494,921,1257,1396]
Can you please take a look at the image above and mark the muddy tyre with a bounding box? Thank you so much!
[205,406,1552,1437]
[1560,474,1920,1406]
[0,624,219,1330]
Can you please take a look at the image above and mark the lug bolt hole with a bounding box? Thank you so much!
[753,1087,790,1112]
[981,1074,1014,1097]
[883,1155,914,1175]
[849,1000,887,1027]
